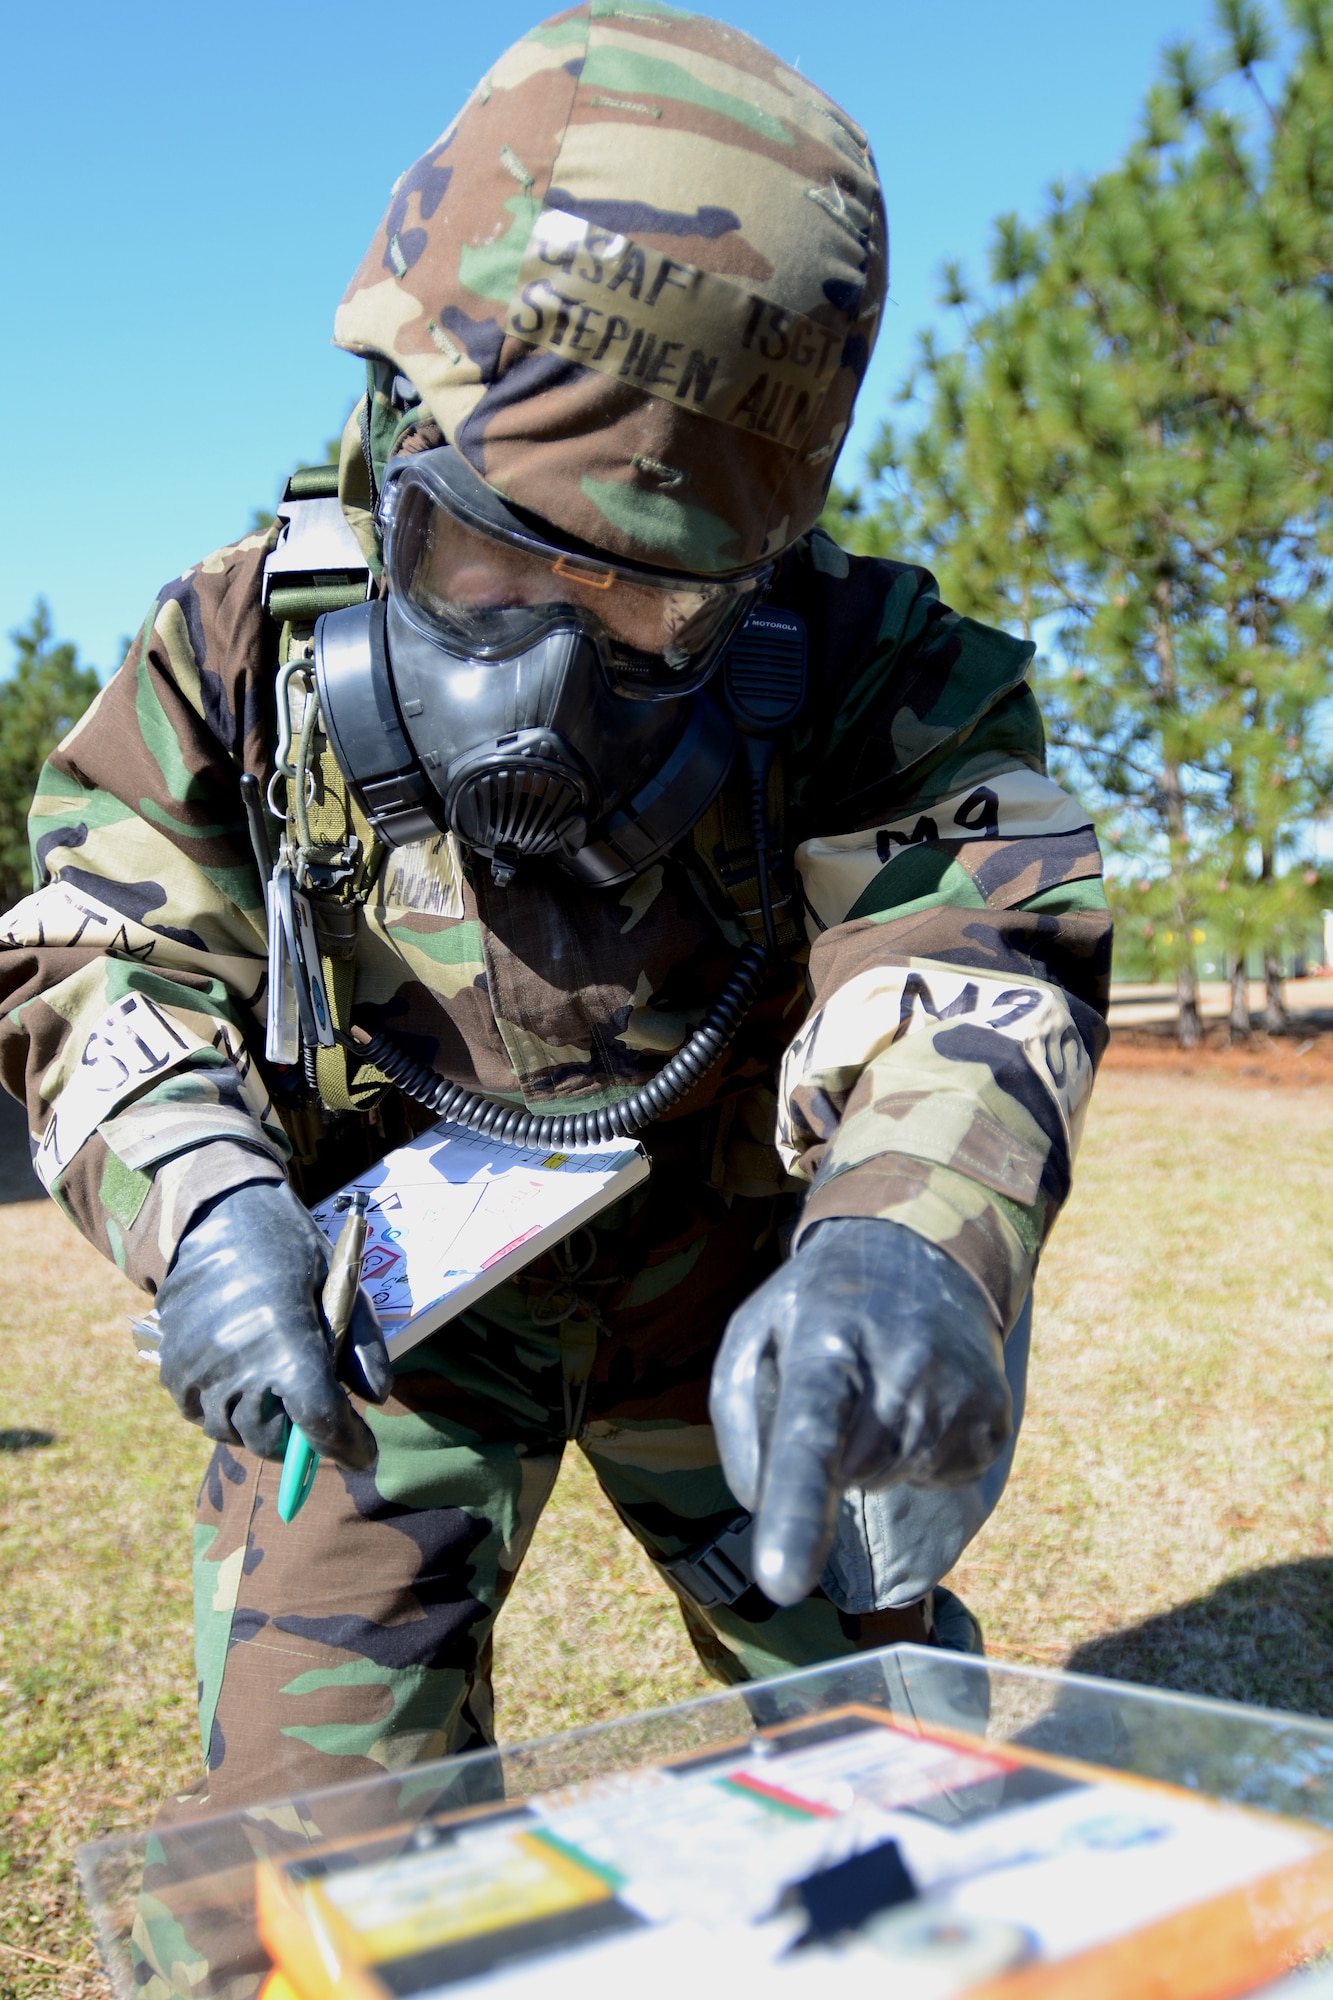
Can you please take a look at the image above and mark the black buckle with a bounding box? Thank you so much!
[661,1512,755,1608]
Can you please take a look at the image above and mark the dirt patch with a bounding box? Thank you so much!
[1104,1023,1333,1087]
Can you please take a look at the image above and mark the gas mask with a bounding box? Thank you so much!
[312,446,773,888]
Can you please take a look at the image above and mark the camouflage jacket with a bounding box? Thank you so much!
[0,520,1109,1333]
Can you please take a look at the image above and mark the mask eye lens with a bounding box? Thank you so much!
[385,461,768,695]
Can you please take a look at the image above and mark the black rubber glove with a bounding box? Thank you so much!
[155,1179,392,1468]
[709,1216,1012,1608]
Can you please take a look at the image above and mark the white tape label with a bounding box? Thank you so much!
[36,993,208,1185]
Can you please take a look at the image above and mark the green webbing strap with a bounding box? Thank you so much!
[287,463,340,500]
[267,581,371,624]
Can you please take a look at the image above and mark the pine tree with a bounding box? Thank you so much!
[0,604,101,909]
[831,0,1333,1046]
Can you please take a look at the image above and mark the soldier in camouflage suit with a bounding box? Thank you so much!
[0,0,1109,1924]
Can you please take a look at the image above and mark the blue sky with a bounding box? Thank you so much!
[3,0,1249,672]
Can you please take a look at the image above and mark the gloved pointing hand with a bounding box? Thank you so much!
[709,1217,1011,1608]
[155,1179,392,1469]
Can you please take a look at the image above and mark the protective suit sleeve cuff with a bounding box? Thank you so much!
[124,1139,287,1296]
[792,1155,1034,1336]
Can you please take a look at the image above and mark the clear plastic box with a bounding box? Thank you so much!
[78,1646,1333,1999]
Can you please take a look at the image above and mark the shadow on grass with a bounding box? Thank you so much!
[0,1428,55,1452]
[1066,1558,1333,1719]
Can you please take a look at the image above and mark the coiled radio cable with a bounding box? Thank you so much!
[351,941,769,1150]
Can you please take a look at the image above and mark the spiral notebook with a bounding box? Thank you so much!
[309,1121,649,1359]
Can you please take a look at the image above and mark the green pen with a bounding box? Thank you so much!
[278,1190,371,1524]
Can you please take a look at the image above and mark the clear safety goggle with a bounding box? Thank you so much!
[381,451,771,699]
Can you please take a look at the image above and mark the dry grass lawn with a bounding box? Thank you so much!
[1,1062,1331,1995]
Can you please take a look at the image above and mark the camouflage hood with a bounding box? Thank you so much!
[334,1,886,575]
